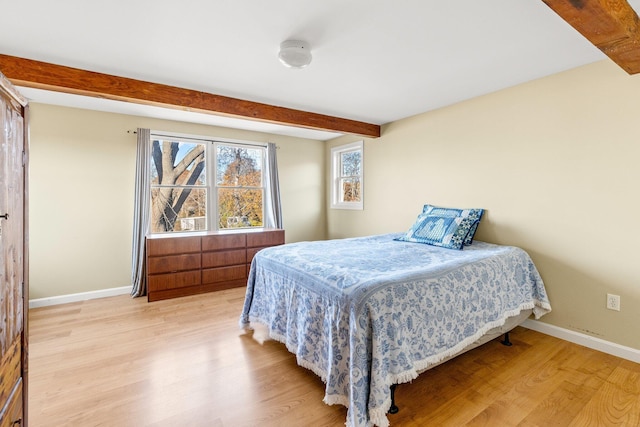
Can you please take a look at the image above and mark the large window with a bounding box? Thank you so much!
[150,134,265,233]
[331,141,364,210]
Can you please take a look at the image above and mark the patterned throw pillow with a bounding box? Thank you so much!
[395,205,484,249]
[422,204,484,245]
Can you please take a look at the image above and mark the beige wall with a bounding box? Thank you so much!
[28,104,326,299]
[327,60,640,350]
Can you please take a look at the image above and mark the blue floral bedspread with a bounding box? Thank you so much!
[239,233,551,427]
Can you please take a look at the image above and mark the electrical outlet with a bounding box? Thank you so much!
[606,294,621,311]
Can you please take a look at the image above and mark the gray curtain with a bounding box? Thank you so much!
[130,128,151,297]
[264,142,283,229]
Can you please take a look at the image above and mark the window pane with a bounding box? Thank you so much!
[218,188,263,229]
[151,188,207,233]
[151,140,206,185]
[341,150,361,177]
[340,178,361,202]
[216,145,263,187]
[149,139,207,233]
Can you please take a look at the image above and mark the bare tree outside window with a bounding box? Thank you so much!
[150,140,206,233]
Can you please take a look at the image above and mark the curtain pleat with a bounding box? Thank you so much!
[264,142,283,229]
[130,128,151,297]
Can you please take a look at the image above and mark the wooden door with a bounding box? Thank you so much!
[0,74,28,426]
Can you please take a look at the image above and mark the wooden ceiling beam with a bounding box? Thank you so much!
[0,54,380,138]
[541,0,640,74]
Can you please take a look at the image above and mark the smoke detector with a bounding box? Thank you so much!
[278,40,312,69]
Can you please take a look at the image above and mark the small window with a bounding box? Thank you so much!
[331,141,363,210]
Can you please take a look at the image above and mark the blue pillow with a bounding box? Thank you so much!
[464,219,481,245]
[422,204,484,245]
[395,205,484,249]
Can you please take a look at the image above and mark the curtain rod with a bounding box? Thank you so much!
[127,129,276,149]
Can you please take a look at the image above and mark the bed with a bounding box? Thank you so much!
[240,232,551,427]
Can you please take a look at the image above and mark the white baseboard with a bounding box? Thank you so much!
[29,286,132,309]
[521,319,640,364]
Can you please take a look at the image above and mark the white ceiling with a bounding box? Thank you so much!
[2,0,640,140]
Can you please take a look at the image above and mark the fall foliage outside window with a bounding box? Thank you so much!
[331,141,363,210]
[215,144,264,229]
[150,135,265,233]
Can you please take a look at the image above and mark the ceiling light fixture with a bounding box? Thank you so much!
[278,40,312,69]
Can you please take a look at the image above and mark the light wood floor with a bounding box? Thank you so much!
[29,287,640,426]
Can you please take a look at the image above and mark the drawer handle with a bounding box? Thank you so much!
[0,213,8,220]
[12,419,22,426]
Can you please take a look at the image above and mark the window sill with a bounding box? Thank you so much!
[147,227,282,238]
[330,203,363,211]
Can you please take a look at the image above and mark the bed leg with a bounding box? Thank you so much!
[501,332,513,346]
[388,384,399,414]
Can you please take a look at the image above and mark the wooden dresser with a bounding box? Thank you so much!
[146,229,284,302]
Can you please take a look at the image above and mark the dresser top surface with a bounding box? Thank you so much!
[147,228,283,240]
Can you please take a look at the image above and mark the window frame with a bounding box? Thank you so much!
[149,131,267,234]
[330,140,364,210]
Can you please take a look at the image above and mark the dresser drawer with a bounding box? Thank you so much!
[0,382,23,427]
[148,270,201,292]
[202,234,246,251]
[202,265,246,284]
[0,339,21,410]
[147,253,201,274]
[202,249,246,268]
[247,230,285,248]
[147,236,200,256]
[247,247,267,264]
